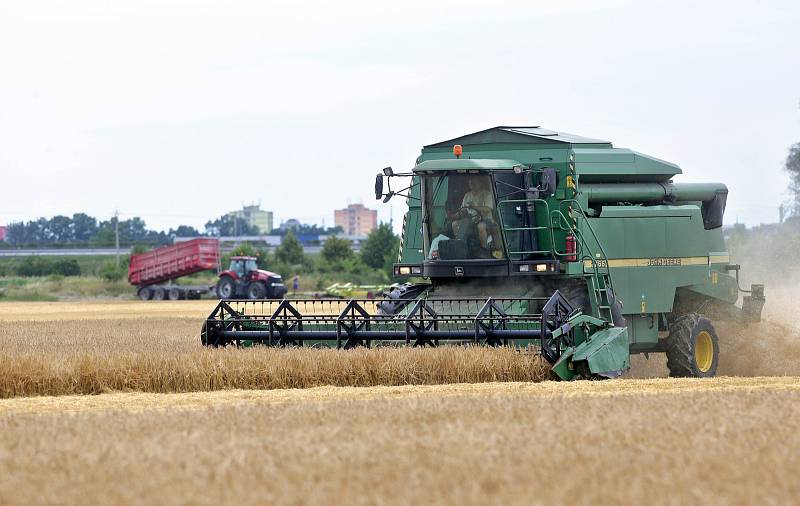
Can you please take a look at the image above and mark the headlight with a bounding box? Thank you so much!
[398,266,412,275]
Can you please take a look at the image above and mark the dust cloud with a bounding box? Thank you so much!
[630,226,800,378]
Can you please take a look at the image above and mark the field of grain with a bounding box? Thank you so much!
[1,298,799,504]
[0,301,549,397]
[1,298,798,398]
[0,378,798,505]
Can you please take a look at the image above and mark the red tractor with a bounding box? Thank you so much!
[215,256,288,300]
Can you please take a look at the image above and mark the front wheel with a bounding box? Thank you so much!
[216,276,235,299]
[666,313,719,378]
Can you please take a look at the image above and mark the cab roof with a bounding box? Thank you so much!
[412,158,523,173]
[424,126,611,148]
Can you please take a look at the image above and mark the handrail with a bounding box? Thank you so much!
[557,199,616,305]
[493,194,616,313]
[496,198,556,260]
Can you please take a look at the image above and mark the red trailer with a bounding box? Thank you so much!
[129,238,220,300]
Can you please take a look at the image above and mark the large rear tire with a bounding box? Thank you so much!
[666,313,719,378]
[216,276,236,299]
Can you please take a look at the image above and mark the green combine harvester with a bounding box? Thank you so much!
[202,126,765,379]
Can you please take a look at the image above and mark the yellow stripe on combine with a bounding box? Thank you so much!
[583,254,730,269]
[709,254,730,264]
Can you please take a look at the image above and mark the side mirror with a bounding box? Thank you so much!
[374,174,384,200]
[383,167,394,176]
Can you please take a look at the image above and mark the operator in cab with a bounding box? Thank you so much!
[453,176,497,254]
[425,173,504,261]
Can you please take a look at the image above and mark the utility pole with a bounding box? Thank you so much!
[114,210,120,266]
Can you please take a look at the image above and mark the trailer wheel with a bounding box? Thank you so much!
[137,286,153,301]
[666,313,719,378]
[152,287,166,301]
[167,287,182,301]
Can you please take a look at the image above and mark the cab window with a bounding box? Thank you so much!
[422,173,505,261]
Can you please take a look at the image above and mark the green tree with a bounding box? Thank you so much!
[169,225,200,237]
[273,231,305,265]
[321,236,353,263]
[204,214,258,236]
[786,141,800,216]
[230,243,263,259]
[48,215,73,243]
[360,223,399,270]
[72,213,98,242]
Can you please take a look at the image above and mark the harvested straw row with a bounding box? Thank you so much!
[0,318,548,398]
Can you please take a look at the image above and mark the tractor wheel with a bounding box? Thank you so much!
[137,286,153,301]
[216,276,235,299]
[247,282,267,300]
[152,287,166,301]
[167,287,182,301]
[666,313,719,378]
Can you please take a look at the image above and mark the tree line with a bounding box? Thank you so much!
[3,213,199,248]
[3,212,343,248]
[236,224,400,288]
[784,101,800,218]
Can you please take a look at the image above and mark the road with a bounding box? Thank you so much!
[0,245,327,257]
[0,248,125,257]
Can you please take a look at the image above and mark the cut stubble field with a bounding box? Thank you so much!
[1,299,799,504]
[1,379,799,505]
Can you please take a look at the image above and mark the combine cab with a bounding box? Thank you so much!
[202,126,765,379]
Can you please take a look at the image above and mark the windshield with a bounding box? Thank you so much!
[422,173,505,260]
[245,259,258,272]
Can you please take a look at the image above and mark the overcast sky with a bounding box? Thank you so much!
[1,0,798,233]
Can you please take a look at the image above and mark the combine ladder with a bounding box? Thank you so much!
[586,272,615,323]
[551,201,617,325]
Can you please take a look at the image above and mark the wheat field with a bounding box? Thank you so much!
[0,315,548,397]
[1,299,799,398]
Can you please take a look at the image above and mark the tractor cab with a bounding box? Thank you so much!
[228,256,259,278]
